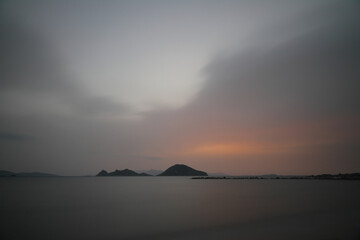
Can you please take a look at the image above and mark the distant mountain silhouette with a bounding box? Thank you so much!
[0,170,58,177]
[136,169,163,176]
[97,170,109,176]
[96,169,151,176]
[0,170,16,177]
[158,164,207,176]
[16,172,58,177]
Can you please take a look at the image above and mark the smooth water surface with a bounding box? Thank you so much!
[1,177,360,239]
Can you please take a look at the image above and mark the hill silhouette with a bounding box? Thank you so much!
[96,169,150,176]
[0,170,58,177]
[158,164,207,176]
[136,169,163,176]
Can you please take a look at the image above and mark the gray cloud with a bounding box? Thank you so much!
[200,21,360,124]
[135,155,163,161]
[0,132,32,142]
[135,1,360,173]
[0,12,131,174]
[0,0,359,175]
[0,14,129,118]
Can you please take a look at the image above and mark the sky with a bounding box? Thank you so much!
[0,0,359,175]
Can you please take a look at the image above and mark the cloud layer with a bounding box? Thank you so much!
[0,0,359,175]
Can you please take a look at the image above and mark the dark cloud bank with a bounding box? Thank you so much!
[137,1,360,174]
[0,0,359,175]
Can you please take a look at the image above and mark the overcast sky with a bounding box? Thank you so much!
[1,0,359,175]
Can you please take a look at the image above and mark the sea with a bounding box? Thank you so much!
[1,177,360,240]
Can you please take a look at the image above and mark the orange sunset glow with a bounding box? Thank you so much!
[191,142,289,156]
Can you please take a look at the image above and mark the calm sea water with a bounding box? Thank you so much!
[1,177,359,240]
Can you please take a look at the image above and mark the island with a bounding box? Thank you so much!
[158,164,208,176]
[96,169,150,176]
[0,170,58,177]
